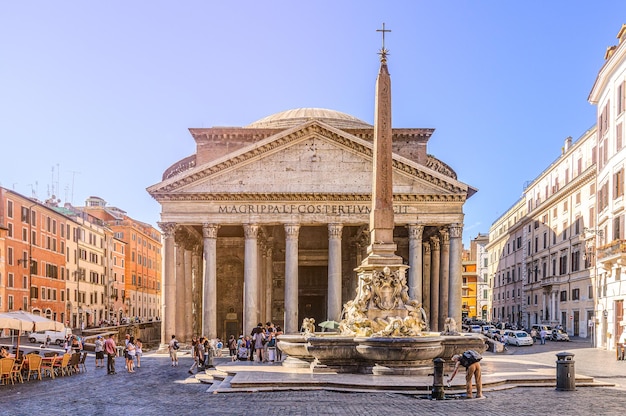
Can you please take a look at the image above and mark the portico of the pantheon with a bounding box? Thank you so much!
[148,108,477,344]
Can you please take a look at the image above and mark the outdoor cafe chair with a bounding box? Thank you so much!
[25,354,42,381]
[53,353,71,377]
[78,352,87,373]
[0,357,15,385]
[11,358,24,384]
[40,354,59,379]
[68,353,80,375]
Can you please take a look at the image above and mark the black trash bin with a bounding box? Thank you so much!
[555,351,575,391]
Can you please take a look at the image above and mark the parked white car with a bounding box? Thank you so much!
[470,325,482,333]
[504,330,534,346]
[551,329,570,341]
[28,329,70,346]
[481,325,495,336]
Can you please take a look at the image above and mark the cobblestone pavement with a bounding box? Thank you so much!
[0,339,625,416]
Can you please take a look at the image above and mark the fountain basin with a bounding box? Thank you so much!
[276,333,316,368]
[355,336,444,375]
[307,336,361,373]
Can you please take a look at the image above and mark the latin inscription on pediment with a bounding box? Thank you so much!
[216,204,410,215]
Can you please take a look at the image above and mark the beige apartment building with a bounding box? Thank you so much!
[487,129,597,335]
[81,196,162,324]
[589,24,626,350]
[487,198,527,328]
[54,208,108,328]
[522,130,597,338]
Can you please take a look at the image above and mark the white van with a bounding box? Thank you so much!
[28,329,71,346]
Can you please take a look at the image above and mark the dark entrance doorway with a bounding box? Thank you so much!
[298,266,327,330]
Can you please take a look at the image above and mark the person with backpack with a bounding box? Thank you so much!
[447,350,483,399]
[228,335,237,357]
[168,334,180,367]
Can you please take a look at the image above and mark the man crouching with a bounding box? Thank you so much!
[447,351,483,399]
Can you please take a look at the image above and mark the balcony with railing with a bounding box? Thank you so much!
[597,239,626,269]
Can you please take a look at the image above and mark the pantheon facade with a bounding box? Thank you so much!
[148,108,476,343]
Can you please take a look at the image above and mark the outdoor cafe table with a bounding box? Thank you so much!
[21,355,59,379]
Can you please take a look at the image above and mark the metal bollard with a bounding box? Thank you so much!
[431,358,446,400]
[555,351,576,391]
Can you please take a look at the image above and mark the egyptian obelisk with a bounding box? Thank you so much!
[361,23,404,267]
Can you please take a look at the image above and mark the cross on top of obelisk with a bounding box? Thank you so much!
[376,23,391,62]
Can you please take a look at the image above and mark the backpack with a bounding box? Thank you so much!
[461,350,482,366]
[173,340,180,350]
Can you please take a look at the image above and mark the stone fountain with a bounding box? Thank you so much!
[279,25,485,375]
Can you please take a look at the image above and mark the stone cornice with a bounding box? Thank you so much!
[150,192,467,203]
[150,121,466,195]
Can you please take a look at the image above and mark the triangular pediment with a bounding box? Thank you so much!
[147,120,472,202]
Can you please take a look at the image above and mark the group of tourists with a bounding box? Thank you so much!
[232,322,282,363]
[167,334,221,374]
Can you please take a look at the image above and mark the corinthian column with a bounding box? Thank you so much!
[284,224,300,334]
[202,223,219,339]
[448,223,463,325]
[174,236,186,341]
[439,227,450,330]
[407,224,424,302]
[327,223,343,322]
[429,236,441,331]
[422,241,431,323]
[243,224,259,336]
[158,222,177,347]
[184,246,193,341]
[192,246,202,337]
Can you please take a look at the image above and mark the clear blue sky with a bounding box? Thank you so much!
[1,1,625,245]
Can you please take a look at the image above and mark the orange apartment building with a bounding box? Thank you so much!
[0,188,68,326]
[81,196,162,322]
[462,247,479,321]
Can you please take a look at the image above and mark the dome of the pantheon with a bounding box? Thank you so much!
[246,108,373,130]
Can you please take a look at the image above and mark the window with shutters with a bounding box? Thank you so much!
[571,249,580,272]
[592,145,597,165]
[614,169,624,199]
[617,123,623,151]
[613,215,625,240]
[559,251,568,275]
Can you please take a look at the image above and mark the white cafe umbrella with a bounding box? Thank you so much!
[0,311,65,355]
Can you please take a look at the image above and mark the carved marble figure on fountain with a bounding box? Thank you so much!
[441,317,460,336]
[339,265,428,337]
[301,318,316,335]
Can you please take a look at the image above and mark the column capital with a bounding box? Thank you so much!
[158,222,177,238]
[284,223,300,239]
[423,241,431,254]
[449,223,463,239]
[243,224,260,240]
[202,223,220,239]
[328,223,343,239]
[430,236,440,251]
[439,227,450,246]
[407,224,424,240]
